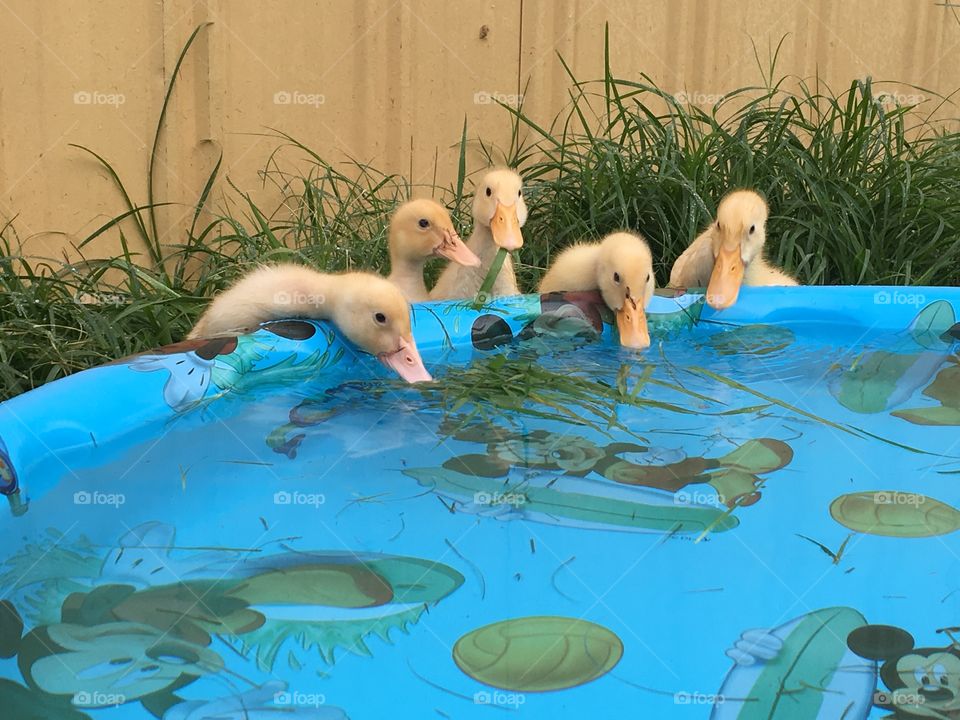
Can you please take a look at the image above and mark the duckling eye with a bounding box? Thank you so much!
[518,189,522,197]
[646,273,651,283]
[418,218,429,228]
[485,187,492,197]
[749,224,756,234]
[374,312,387,325]
[613,272,621,284]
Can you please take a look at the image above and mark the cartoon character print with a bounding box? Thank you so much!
[0,436,18,494]
[440,421,793,508]
[128,321,318,412]
[848,623,960,719]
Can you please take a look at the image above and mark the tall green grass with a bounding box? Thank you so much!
[2,27,960,400]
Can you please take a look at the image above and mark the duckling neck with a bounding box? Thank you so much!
[290,271,344,321]
[387,254,429,302]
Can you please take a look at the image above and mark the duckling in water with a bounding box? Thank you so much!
[386,198,479,302]
[539,231,655,349]
[430,168,526,300]
[669,190,797,309]
[188,263,431,382]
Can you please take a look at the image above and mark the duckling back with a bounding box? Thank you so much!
[538,244,604,293]
[189,264,329,339]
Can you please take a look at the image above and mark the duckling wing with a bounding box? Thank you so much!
[669,230,715,288]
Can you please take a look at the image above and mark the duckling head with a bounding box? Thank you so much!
[707,190,768,309]
[389,199,480,267]
[472,168,527,251]
[334,274,432,382]
[596,232,655,349]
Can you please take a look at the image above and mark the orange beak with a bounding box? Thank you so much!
[434,228,480,267]
[489,202,523,251]
[706,244,744,310]
[378,336,432,383]
[616,295,650,349]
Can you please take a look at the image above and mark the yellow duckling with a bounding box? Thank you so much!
[430,168,526,300]
[539,231,655,349]
[669,190,797,309]
[386,198,480,302]
[188,263,431,382]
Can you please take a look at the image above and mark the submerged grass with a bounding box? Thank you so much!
[2,26,960,399]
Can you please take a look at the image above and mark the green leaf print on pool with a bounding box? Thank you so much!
[829,491,960,537]
[830,300,959,416]
[453,616,622,692]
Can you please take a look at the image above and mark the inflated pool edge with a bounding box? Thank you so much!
[1,285,957,512]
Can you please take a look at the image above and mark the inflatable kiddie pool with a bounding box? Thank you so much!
[1,286,960,719]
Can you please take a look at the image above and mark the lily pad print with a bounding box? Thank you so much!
[453,616,623,692]
[707,324,796,356]
[829,491,960,538]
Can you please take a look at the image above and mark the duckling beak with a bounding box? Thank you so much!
[706,244,744,310]
[378,336,432,383]
[490,202,523,251]
[434,228,481,267]
[616,295,650,350]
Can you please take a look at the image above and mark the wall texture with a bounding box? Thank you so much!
[2,0,958,259]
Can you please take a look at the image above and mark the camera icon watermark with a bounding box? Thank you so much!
[873,290,926,307]
[273,90,325,108]
[474,690,525,708]
[874,491,925,507]
[273,490,326,508]
[473,90,524,107]
[273,690,326,708]
[73,90,126,107]
[73,690,126,707]
[473,491,526,507]
[73,490,125,508]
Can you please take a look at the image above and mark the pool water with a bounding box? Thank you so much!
[1,287,960,719]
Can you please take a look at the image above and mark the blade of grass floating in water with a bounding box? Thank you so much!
[694,482,765,543]
[686,366,948,457]
[550,555,579,602]
[444,537,486,600]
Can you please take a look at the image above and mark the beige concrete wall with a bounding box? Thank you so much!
[2,0,958,261]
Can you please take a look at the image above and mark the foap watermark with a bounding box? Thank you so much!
[674,691,725,706]
[273,690,327,708]
[875,491,926,507]
[73,90,126,107]
[273,290,325,307]
[74,291,127,306]
[273,90,325,108]
[473,90,524,107]
[474,690,526,708]
[873,290,926,307]
[875,690,926,707]
[473,491,526,507]
[74,490,125,508]
[674,90,724,106]
[877,92,925,107]
[74,690,126,707]
[273,490,326,508]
